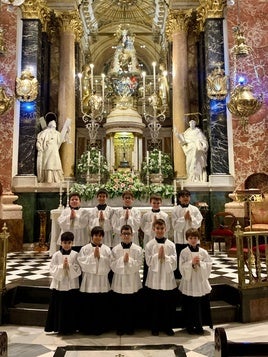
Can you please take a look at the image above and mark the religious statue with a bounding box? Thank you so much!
[36,112,71,184]
[175,119,208,182]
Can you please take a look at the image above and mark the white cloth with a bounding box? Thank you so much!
[49,250,81,291]
[179,246,212,297]
[36,126,63,183]
[77,243,111,293]
[140,210,170,246]
[111,243,143,294]
[172,204,203,245]
[89,206,115,247]
[57,207,91,247]
[111,207,141,247]
[145,238,177,290]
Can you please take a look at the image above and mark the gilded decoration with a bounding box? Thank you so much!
[15,69,38,102]
[20,0,48,19]
[166,9,193,40]
[56,11,83,41]
[197,0,226,22]
[0,87,13,115]
[207,63,228,100]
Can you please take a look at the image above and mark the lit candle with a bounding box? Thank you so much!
[173,179,177,194]
[152,62,156,92]
[101,73,105,102]
[90,63,94,91]
[142,71,146,100]
[98,151,101,167]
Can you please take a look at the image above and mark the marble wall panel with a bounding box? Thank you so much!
[226,0,268,189]
[0,6,17,192]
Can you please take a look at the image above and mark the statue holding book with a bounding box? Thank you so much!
[175,119,208,182]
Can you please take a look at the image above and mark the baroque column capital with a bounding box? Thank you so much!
[21,0,51,28]
[166,9,193,41]
[197,0,227,28]
[55,10,83,42]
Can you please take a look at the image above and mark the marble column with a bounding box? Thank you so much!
[17,19,42,176]
[56,11,82,180]
[198,0,229,175]
[166,10,192,179]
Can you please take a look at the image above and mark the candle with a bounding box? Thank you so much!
[158,150,161,167]
[101,73,105,102]
[180,179,184,190]
[142,71,146,100]
[173,179,177,194]
[146,150,149,165]
[59,182,62,195]
[152,62,156,92]
[98,151,101,167]
[90,63,94,91]
[66,180,70,194]
[88,151,91,166]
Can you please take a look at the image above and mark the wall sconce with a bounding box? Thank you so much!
[0,85,13,115]
[15,69,38,102]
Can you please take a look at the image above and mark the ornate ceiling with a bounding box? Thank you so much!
[47,0,198,74]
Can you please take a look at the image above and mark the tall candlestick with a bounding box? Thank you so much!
[152,62,156,92]
[90,63,94,91]
[142,71,146,100]
[101,73,105,102]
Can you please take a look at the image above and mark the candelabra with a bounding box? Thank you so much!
[78,66,105,146]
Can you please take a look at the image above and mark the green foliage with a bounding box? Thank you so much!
[141,149,174,182]
[76,148,109,183]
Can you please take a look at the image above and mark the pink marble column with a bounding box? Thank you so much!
[57,12,81,179]
[167,10,192,179]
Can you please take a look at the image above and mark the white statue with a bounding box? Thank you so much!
[36,113,71,183]
[175,119,208,182]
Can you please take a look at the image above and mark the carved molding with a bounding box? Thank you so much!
[166,9,193,40]
[56,10,83,42]
[197,0,227,29]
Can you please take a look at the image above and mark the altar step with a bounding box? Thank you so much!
[4,283,240,327]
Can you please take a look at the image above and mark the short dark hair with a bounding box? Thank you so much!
[69,192,81,201]
[122,190,134,199]
[61,231,74,242]
[185,228,200,239]
[97,188,109,197]
[150,194,162,202]
[91,226,104,237]
[120,224,133,233]
[152,218,166,228]
[177,189,191,198]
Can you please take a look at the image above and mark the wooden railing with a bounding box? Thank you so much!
[234,224,268,289]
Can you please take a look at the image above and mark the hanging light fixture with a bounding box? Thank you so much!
[227,9,263,129]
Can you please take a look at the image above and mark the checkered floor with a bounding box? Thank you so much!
[5,250,241,286]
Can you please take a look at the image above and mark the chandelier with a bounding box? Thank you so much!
[227,26,263,129]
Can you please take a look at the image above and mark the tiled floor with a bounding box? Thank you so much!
[3,250,268,357]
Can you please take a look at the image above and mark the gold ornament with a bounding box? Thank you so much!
[15,69,38,102]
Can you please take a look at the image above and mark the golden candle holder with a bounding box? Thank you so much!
[34,211,48,252]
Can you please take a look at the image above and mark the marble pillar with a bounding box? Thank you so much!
[18,19,42,176]
[57,12,82,180]
[167,10,192,179]
[204,19,229,175]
